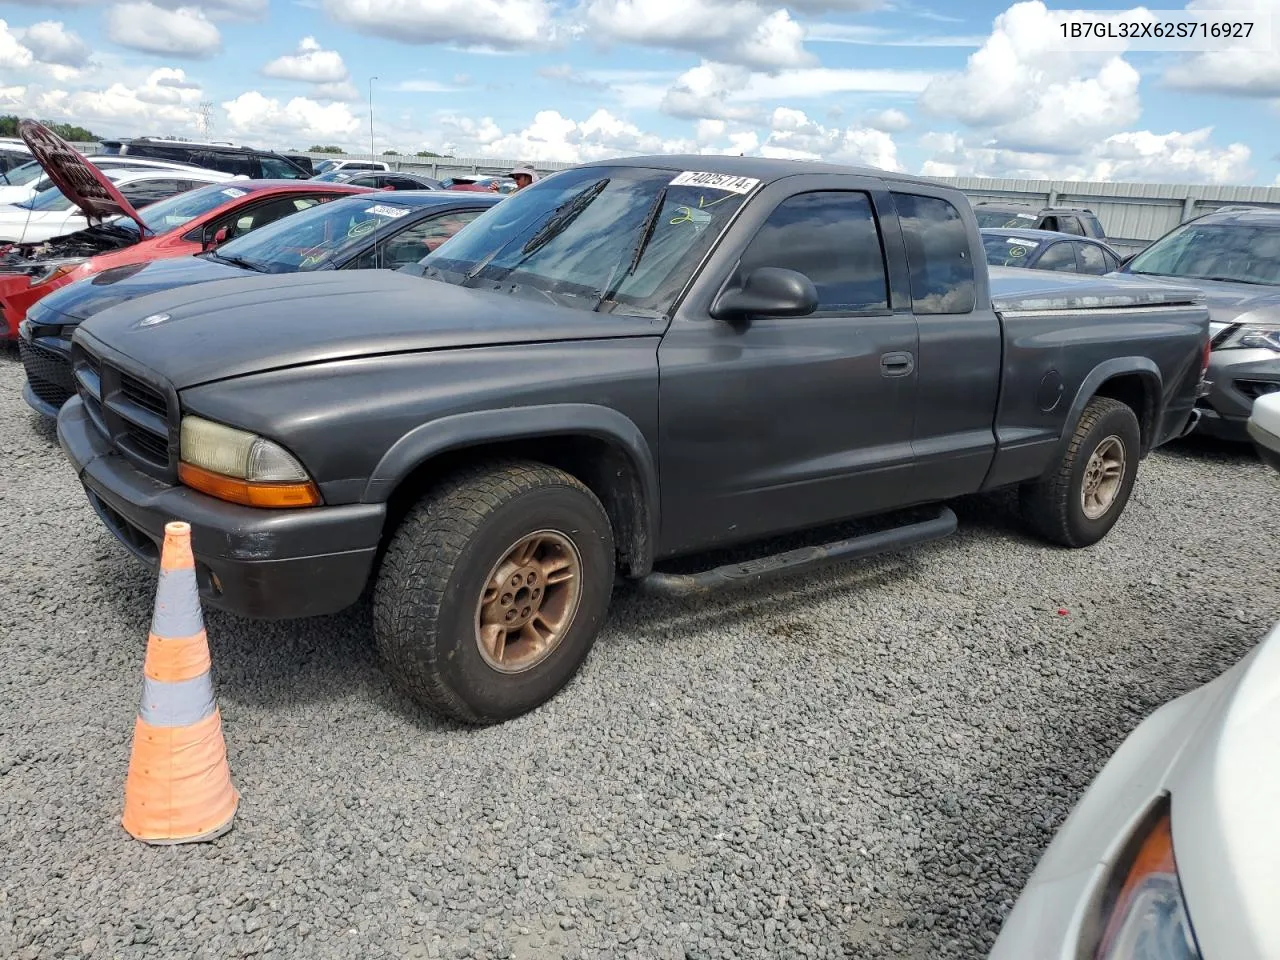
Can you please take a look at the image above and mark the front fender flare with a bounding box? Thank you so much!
[362,402,659,565]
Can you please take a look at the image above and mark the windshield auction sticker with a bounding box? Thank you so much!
[221,188,247,198]
[668,171,762,194]
[364,204,409,219]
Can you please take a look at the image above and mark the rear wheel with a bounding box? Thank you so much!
[1020,396,1141,547]
[372,460,615,724]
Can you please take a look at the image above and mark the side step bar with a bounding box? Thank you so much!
[637,505,958,597]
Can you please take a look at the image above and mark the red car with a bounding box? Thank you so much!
[0,122,375,340]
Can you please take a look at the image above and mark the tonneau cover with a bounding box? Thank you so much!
[989,266,1205,313]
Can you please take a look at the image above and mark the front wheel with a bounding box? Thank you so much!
[373,460,616,724]
[1020,396,1142,548]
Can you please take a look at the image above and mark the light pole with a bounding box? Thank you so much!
[368,76,378,160]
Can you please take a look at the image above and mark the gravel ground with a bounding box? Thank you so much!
[1,347,1278,960]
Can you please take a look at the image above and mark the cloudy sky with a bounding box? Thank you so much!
[0,0,1277,184]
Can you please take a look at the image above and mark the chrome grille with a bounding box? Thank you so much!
[71,340,178,481]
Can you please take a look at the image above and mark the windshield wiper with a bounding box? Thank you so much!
[462,178,610,284]
[211,251,264,272]
[593,186,666,312]
[1188,274,1276,286]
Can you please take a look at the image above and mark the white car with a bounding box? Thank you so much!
[991,393,1280,960]
[311,158,391,176]
[0,155,216,206]
[0,166,241,245]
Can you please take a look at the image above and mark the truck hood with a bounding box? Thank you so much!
[989,266,1206,313]
[76,268,666,390]
[36,254,247,325]
[18,120,151,235]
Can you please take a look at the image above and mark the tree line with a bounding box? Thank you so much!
[0,115,100,142]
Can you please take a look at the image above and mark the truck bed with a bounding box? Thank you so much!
[988,266,1206,314]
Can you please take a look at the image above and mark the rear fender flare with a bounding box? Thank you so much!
[363,403,659,568]
[1056,357,1163,461]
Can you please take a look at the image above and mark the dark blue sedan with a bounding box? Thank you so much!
[20,190,504,417]
[981,227,1123,275]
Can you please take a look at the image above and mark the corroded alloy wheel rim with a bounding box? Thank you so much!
[1081,435,1126,520]
[475,530,583,674]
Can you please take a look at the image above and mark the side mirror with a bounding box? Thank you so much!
[711,267,819,322]
[203,225,229,251]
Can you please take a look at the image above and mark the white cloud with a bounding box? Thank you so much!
[19,20,90,67]
[920,127,1253,184]
[761,105,903,169]
[918,0,1140,152]
[657,58,933,123]
[806,22,986,46]
[145,0,268,18]
[262,36,348,83]
[437,106,694,162]
[134,66,202,104]
[1163,0,1280,97]
[584,0,811,70]
[661,62,759,122]
[393,79,465,93]
[221,89,362,141]
[105,2,222,58]
[0,19,34,70]
[313,79,359,101]
[864,107,910,132]
[11,75,204,134]
[322,0,553,51]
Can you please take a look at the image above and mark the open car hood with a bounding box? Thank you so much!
[18,119,151,236]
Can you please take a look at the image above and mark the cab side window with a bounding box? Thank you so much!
[1036,241,1079,272]
[891,192,976,315]
[219,195,324,241]
[737,191,889,314]
[1075,243,1109,275]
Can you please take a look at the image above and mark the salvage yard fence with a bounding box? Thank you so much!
[72,143,1280,254]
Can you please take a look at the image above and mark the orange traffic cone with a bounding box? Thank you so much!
[121,521,238,844]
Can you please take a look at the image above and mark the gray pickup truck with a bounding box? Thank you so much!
[56,156,1211,724]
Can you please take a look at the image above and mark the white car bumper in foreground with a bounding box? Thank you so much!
[990,620,1280,960]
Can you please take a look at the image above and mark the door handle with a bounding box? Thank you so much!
[880,351,914,377]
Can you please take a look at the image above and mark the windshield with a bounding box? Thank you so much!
[19,183,79,212]
[1126,221,1280,285]
[421,165,755,316]
[137,182,253,233]
[310,170,349,182]
[982,232,1041,267]
[976,209,1039,229]
[206,195,415,273]
[314,160,339,175]
[2,160,44,187]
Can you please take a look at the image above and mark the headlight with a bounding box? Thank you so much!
[1217,315,1280,353]
[178,416,322,508]
[24,259,86,285]
[1090,803,1201,960]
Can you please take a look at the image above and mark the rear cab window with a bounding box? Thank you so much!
[891,192,976,314]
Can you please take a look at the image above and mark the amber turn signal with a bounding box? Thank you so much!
[178,462,322,508]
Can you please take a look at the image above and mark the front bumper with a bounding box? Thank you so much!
[1194,349,1280,443]
[58,395,386,620]
[17,322,75,417]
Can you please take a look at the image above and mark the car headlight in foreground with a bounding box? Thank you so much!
[1088,799,1202,960]
[178,416,322,507]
